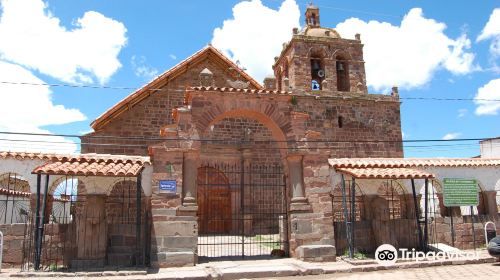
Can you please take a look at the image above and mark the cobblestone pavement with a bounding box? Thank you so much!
[269,262,500,280]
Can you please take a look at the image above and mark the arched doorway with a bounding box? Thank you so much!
[197,167,231,234]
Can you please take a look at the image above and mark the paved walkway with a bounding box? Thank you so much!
[274,262,500,280]
[2,249,498,280]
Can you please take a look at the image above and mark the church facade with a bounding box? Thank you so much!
[3,5,498,270]
[80,5,403,266]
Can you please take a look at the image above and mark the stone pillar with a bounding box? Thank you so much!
[241,148,253,235]
[181,150,200,211]
[483,191,499,219]
[287,154,311,211]
[149,147,197,268]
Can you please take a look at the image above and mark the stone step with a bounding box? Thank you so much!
[108,234,137,247]
[107,253,134,266]
[108,245,136,254]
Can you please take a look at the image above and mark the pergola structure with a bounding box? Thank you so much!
[330,161,435,257]
[0,152,152,270]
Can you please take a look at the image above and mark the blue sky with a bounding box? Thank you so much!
[0,0,499,157]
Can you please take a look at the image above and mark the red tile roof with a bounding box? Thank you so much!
[0,151,63,160]
[328,158,500,168]
[0,187,31,197]
[336,167,435,179]
[90,45,262,131]
[31,154,149,177]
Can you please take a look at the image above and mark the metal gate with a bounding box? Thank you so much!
[332,180,421,257]
[197,162,288,260]
[21,176,150,271]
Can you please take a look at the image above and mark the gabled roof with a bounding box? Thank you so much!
[90,45,262,131]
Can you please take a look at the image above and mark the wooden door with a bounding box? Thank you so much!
[197,167,231,234]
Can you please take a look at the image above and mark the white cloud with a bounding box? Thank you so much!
[131,55,158,80]
[211,0,300,83]
[477,8,500,57]
[457,108,467,118]
[474,78,500,115]
[442,132,462,140]
[169,54,177,60]
[336,8,476,91]
[0,60,86,153]
[0,0,127,84]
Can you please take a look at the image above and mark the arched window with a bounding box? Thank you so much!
[310,57,324,90]
[336,55,350,92]
[50,176,83,224]
[377,180,406,220]
[0,173,30,223]
[331,181,364,222]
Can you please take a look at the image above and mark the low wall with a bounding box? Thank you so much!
[0,223,71,268]
[0,224,26,268]
[432,215,500,249]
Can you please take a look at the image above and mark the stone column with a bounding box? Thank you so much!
[483,191,499,219]
[182,150,200,208]
[241,148,253,235]
[287,154,310,211]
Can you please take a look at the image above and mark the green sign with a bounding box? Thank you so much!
[443,178,478,206]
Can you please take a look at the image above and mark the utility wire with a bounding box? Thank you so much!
[1,80,498,102]
[0,131,493,144]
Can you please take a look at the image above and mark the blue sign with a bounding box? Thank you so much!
[311,80,320,90]
[159,180,177,194]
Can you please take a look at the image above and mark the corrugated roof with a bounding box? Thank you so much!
[335,167,435,179]
[328,158,500,168]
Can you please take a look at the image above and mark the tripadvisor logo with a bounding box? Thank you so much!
[375,244,398,265]
[375,244,480,266]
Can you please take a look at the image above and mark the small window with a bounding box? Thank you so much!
[338,116,343,128]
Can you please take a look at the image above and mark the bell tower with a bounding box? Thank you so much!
[305,4,320,27]
[273,5,368,94]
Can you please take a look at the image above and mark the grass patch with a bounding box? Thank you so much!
[253,235,281,249]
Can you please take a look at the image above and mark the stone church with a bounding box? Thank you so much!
[80,4,403,266]
[1,5,498,270]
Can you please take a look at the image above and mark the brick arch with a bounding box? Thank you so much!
[330,49,353,60]
[308,46,328,59]
[198,108,289,155]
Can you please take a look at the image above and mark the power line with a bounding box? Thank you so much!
[1,80,498,102]
[0,81,138,90]
[0,131,493,144]
[0,138,484,151]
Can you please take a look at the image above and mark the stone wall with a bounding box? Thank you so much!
[432,215,500,250]
[0,223,70,268]
[81,59,258,156]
